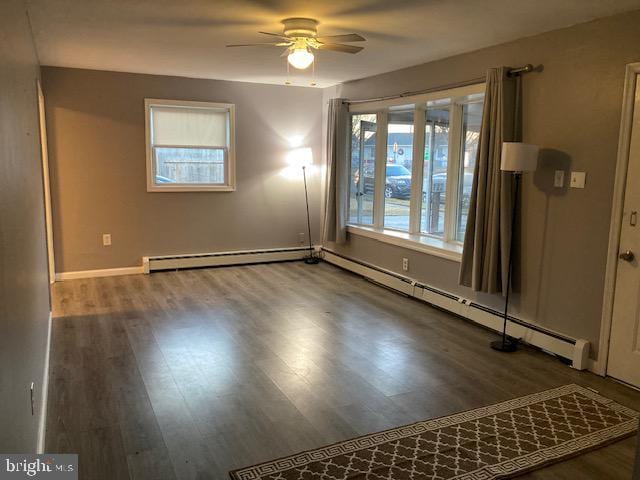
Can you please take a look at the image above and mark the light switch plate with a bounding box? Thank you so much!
[554,170,565,188]
[570,171,586,189]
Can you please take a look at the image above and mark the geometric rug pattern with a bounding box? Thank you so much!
[230,385,639,480]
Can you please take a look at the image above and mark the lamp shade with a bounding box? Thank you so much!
[286,147,313,167]
[501,142,539,172]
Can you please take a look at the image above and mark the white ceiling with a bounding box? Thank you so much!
[26,0,640,88]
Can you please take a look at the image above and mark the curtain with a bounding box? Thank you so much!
[459,67,520,294]
[322,99,349,244]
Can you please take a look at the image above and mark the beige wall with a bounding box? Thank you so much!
[42,68,324,272]
[326,11,640,359]
[0,0,51,451]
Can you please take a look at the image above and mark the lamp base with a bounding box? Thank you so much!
[304,256,320,265]
[490,338,518,352]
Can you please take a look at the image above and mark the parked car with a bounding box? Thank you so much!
[431,172,474,208]
[360,165,474,203]
[363,164,412,199]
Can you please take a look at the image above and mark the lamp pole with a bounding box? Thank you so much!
[302,165,319,264]
[491,171,520,352]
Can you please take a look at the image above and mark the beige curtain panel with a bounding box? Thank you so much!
[459,67,519,294]
[323,99,349,244]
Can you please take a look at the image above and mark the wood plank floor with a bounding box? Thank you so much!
[47,261,639,479]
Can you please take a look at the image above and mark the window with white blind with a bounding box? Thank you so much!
[145,99,236,191]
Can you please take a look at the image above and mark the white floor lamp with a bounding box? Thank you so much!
[492,142,539,352]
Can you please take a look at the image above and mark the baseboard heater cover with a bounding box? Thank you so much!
[321,248,591,371]
[144,246,320,273]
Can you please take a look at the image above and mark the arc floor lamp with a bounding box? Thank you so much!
[492,142,539,352]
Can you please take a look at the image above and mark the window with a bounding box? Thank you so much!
[422,104,450,236]
[384,110,414,231]
[349,113,377,225]
[145,99,235,192]
[456,101,483,241]
[346,84,485,256]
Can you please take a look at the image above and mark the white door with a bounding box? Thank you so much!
[609,75,640,388]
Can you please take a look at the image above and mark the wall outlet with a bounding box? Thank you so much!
[554,170,565,188]
[102,233,112,246]
[570,171,586,189]
[402,258,409,271]
[298,232,305,245]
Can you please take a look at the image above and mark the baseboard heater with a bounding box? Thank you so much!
[321,248,591,371]
[143,246,318,273]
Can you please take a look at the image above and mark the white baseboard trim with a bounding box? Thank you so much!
[144,246,321,273]
[322,249,592,371]
[55,266,144,281]
[37,312,52,454]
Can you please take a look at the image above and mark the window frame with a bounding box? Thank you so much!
[346,83,485,254]
[144,98,236,192]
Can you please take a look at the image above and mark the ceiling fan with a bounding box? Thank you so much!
[226,18,365,70]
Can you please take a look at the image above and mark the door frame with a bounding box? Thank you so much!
[598,62,640,376]
[37,80,55,284]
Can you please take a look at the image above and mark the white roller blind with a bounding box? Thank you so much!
[151,105,228,147]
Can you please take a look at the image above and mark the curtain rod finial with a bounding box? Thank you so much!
[508,64,535,76]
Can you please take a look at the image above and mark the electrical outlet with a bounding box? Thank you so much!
[102,233,112,246]
[298,232,305,245]
[570,171,586,189]
[554,170,565,188]
[402,258,409,271]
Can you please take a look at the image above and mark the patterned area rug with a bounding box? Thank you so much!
[229,384,639,480]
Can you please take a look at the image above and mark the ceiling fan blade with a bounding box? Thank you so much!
[259,31,291,40]
[315,33,365,43]
[280,48,291,57]
[317,43,364,54]
[226,42,290,47]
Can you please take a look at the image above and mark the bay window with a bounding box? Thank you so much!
[346,84,485,256]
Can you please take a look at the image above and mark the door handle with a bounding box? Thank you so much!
[619,250,635,262]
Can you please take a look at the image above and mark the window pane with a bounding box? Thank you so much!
[456,102,483,241]
[384,111,413,231]
[349,114,377,225]
[421,106,450,237]
[154,147,225,184]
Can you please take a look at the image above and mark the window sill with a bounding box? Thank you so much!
[146,184,236,193]
[346,225,462,262]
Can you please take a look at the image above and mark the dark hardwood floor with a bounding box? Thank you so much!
[47,261,639,479]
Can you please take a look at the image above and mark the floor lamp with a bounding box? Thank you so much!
[288,146,319,265]
[491,142,539,352]
[302,163,319,264]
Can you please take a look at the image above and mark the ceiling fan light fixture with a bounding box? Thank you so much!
[287,47,314,70]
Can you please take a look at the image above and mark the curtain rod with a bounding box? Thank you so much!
[344,64,534,105]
